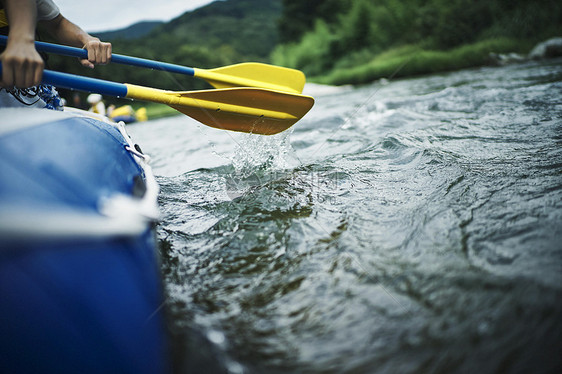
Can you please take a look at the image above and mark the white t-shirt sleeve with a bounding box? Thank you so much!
[36,0,60,21]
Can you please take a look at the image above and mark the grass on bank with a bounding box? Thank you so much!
[312,38,532,85]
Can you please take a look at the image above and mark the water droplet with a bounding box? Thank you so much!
[206,329,225,345]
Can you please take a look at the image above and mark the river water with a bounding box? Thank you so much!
[127,58,562,374]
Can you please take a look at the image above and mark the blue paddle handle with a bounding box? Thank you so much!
[1,62,128,98]
[0,35,196,76]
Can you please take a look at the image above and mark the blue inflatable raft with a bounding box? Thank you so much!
[0,108,170,373]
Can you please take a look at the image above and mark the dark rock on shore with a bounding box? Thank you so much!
[528,37,562,59]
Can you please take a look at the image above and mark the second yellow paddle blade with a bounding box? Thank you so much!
[194,63,306,94]
[170,88,314,135]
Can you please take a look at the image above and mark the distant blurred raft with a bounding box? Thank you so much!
[108,105,148,124]
[0,108,170,374]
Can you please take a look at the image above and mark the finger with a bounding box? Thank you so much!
[87,44,96,64]
[0,57,8,86]
[80,58,94,69]
[96,43,106,64]
[106,43,112,63]
[14,60,27,88]
[32,60,44,87]
[22,60,34,88]
[100,43,111,64]
[1,62,14,87]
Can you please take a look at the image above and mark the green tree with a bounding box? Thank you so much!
[278,0,349,43]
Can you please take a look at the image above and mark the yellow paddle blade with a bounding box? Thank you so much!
[125,84,314,135]
[194,63,306,94]
[170,88,314,135]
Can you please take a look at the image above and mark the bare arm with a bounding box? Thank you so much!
[0,0,44,87]
[40,14,112,68]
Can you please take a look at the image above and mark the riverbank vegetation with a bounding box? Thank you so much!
[272,0,562,84]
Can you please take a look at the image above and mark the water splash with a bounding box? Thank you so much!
[225,131,301,200]
[231,131,299,173]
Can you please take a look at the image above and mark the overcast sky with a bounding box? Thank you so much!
[55,0,216,33]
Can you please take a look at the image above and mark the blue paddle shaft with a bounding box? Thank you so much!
[0,35,195,76]
[0,63,128,97]
[42,70,129,97]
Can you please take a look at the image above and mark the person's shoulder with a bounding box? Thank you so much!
[36,0,60,22]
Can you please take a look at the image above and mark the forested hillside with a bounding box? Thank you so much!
[155,0,281,59]
[95,21,163,41]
